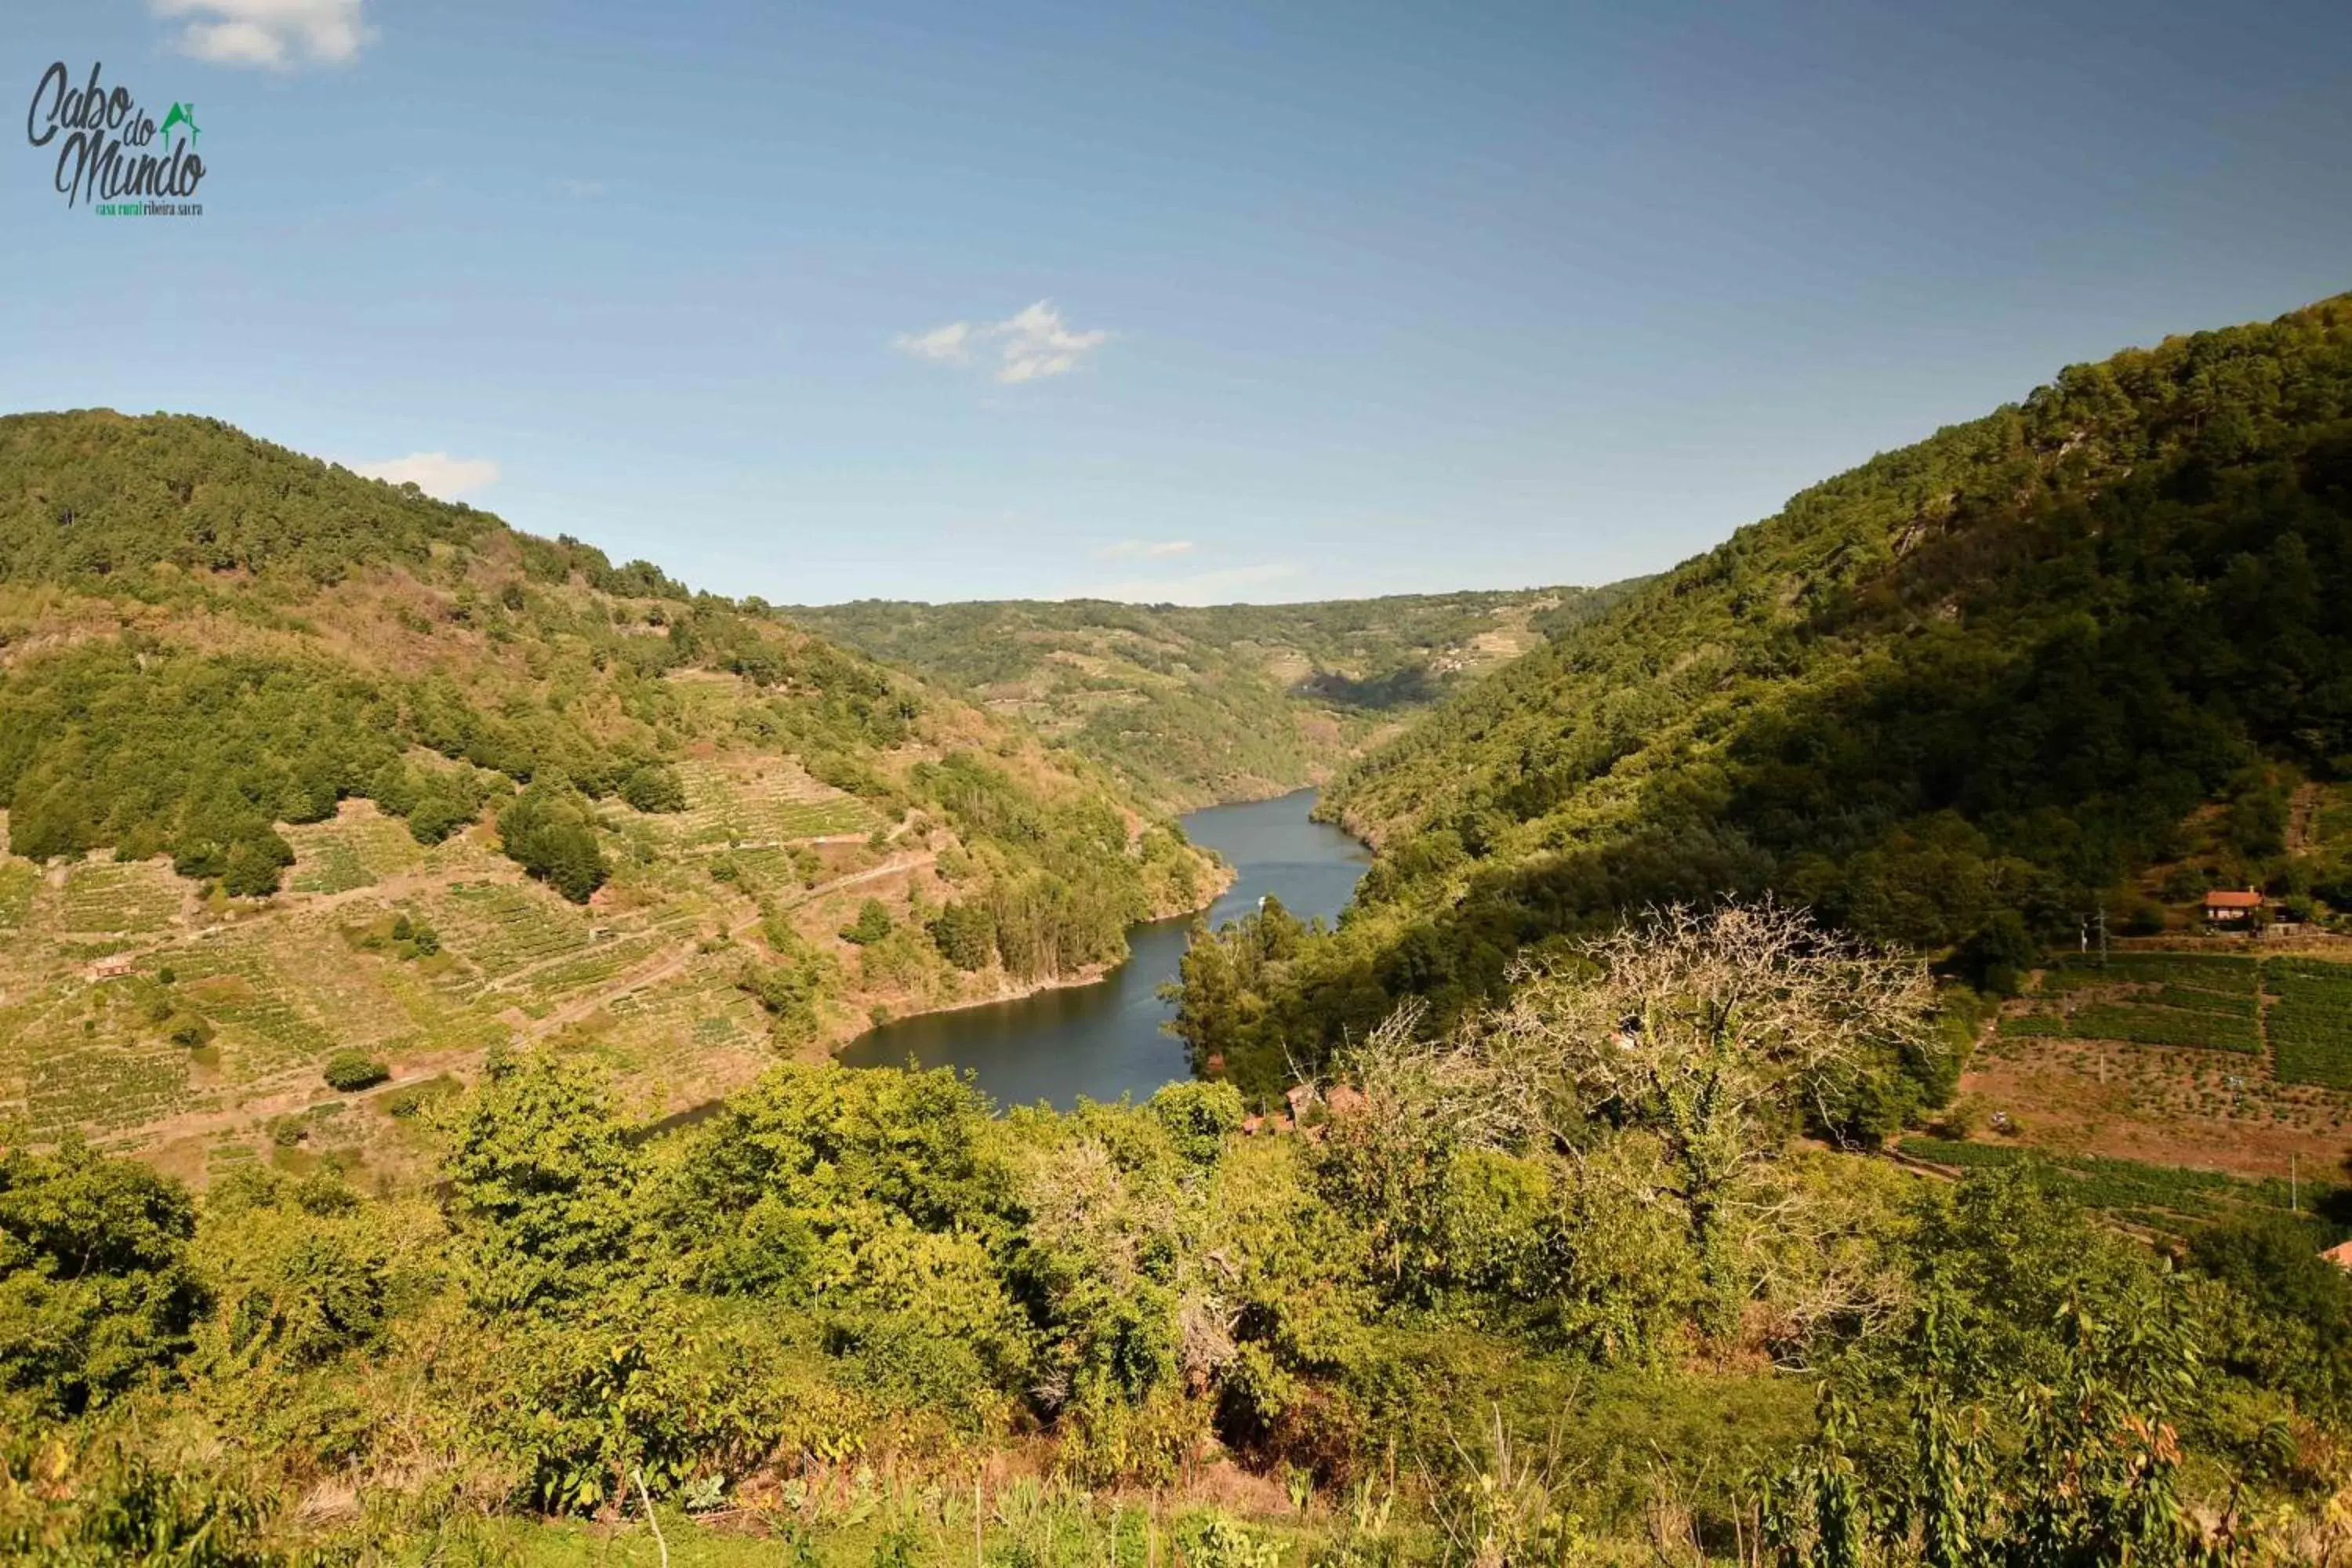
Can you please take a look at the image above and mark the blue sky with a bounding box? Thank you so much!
[5,1,2350,605]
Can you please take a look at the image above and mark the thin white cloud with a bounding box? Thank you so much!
[893,300,1110,384]
[153,0,374,69]
[1094,539,1196,561]
[351,452,500,500]
[557,178,605,199]
[994,301,1109,383]
[894,321,975,364]
[1079,563,1298,605]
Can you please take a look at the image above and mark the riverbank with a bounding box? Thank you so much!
[835,790,1370,1109]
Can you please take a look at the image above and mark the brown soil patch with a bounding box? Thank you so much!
[1964,1034,2352,1181]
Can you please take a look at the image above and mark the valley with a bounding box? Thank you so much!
[786,586,1640,811]
[15,5,2352,1560]
[13,296,2352,1564]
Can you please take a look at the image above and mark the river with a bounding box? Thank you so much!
[836,789,1370,1109]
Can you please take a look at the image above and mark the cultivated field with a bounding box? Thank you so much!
[1965,946,2352,1181]
[0,760,943,1177]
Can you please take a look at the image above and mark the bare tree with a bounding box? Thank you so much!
[1483,900,1936,1256]
[1333,899,1939,1334]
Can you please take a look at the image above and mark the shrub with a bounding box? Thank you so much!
[738,960,823,1048]
[839,898,893,946]
[382,1075,459,1119]
[0,1140,205,1415]
[321,1051,390,1093]
[1149,1080,1244,1164]
[619,764,688,813]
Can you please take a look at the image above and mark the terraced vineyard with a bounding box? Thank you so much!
[2267,957,2352,1089]
[0,860,35,929]
[53,861,183,935]
[1993,950,2352,1118]
[0,772,952,1154]
[0,411,1229,1180]
[28,1040,194,1137]
[152,938,343,1079]
[667,760,881,849]
[1896,1135,2337,1242]
[285,807,426,894]
[433,884,597,982]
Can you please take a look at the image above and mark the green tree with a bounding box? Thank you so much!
[619,763,687,813]
[497,777,610,903]
[839,898,894,946]
[928,899,996,971]
[0,1140,205,1416]
[446,1057,642,1315]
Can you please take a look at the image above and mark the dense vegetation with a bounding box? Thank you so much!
[0,413,498,583]
[5,905,2339,1563]
[1174,296,2352,1095]
[786,587,1636,811]
[0,409,1219,1153]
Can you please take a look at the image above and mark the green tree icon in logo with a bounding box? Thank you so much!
[160,103,201,149]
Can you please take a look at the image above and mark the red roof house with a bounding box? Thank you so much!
[2204,889,2263,923]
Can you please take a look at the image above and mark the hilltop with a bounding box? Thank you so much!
[0,411,1219,1172]
[784,585,1638,811]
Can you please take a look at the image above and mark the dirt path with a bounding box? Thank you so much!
[780,853,936,912]
[506,849,940,1039]
[510,942,702,1040]
[2289,782,2324,855]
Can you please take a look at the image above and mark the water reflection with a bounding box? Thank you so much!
[837,789,1370,1109]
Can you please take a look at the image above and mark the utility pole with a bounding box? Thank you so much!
[2096,903,2110,968]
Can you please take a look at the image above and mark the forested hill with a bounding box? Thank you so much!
[1178,292,2352,1093]
[0,409,1217,1157]
[784,585,1639,811]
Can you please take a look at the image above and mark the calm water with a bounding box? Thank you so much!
[837,789,1370,1109]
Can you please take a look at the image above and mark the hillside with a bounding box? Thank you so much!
[784,586,1636,810]
[0,411,1220,1171]
[9,365,2350,1568]
[1175,294,2352,1106]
